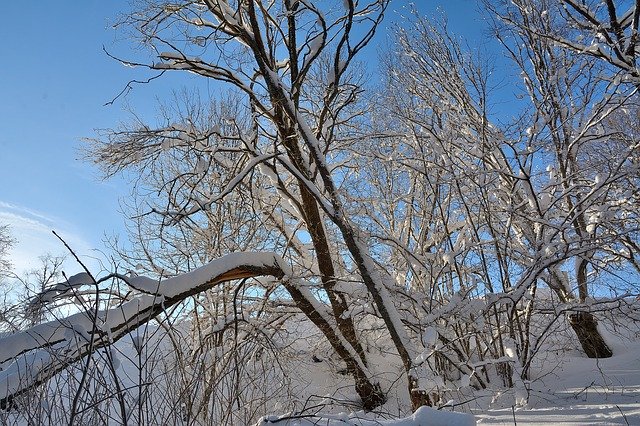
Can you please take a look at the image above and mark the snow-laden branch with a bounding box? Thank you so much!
[0,252,287,409]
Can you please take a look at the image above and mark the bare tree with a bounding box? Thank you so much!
[0,252,295,410]
[0,225,13,278]
[551,0,640,83]
[0,225,17,334]
[87,0,439,409]
[3,1,639,419]
[342,7,639,407]
[488,0,640,358]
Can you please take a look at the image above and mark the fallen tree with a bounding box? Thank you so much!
[0,252,370,410]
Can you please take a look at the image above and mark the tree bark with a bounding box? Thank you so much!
[547,270,613,359]
[568,312,613,358]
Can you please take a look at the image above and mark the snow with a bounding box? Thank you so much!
[128,251,281,299]
[160,138,175,150]
[158,51,185,60]
[256,406,475,425]
[195,157,208,173]
[258,162,279,185]
[308,34,324,57]
[64,272,93,287]
[475,326,640,425]
[422,327,437,348]
[0,347,54,401]
[3,296,640,425]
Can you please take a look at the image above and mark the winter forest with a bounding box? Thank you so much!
[1,0,640,424]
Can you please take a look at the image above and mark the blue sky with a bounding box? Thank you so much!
[0,1,488,275]
[0,1,132,273]
[0,1,200,274]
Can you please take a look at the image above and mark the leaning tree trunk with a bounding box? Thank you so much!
[269,118,386,409]
[568,312,613,358]
[572,260,613,358]
[547,269,613,358]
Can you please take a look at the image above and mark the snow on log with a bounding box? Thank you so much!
[0,252,286,409]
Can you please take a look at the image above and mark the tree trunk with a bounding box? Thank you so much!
[547,271,613,359]
[568,312,613,358]
[353,371,387,411]
[269,109,381,406]
[283,283,387,410]
[409,377,433,410]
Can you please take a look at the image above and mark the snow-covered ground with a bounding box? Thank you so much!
[477,332,640,425]
[2,305,640,425]
[257,326,640,425]
[249,315,640,425]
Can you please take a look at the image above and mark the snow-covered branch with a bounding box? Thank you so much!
[0,252,286,408]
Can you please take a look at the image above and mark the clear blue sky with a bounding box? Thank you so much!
[0,1,492,275]
[0,1,133,273]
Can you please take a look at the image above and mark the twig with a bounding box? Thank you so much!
[573,380,596,399]
[616,404,630,425]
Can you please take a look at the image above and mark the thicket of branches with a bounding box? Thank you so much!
[1,1,639,424]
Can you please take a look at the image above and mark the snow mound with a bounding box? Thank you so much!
[257,406,476,425]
